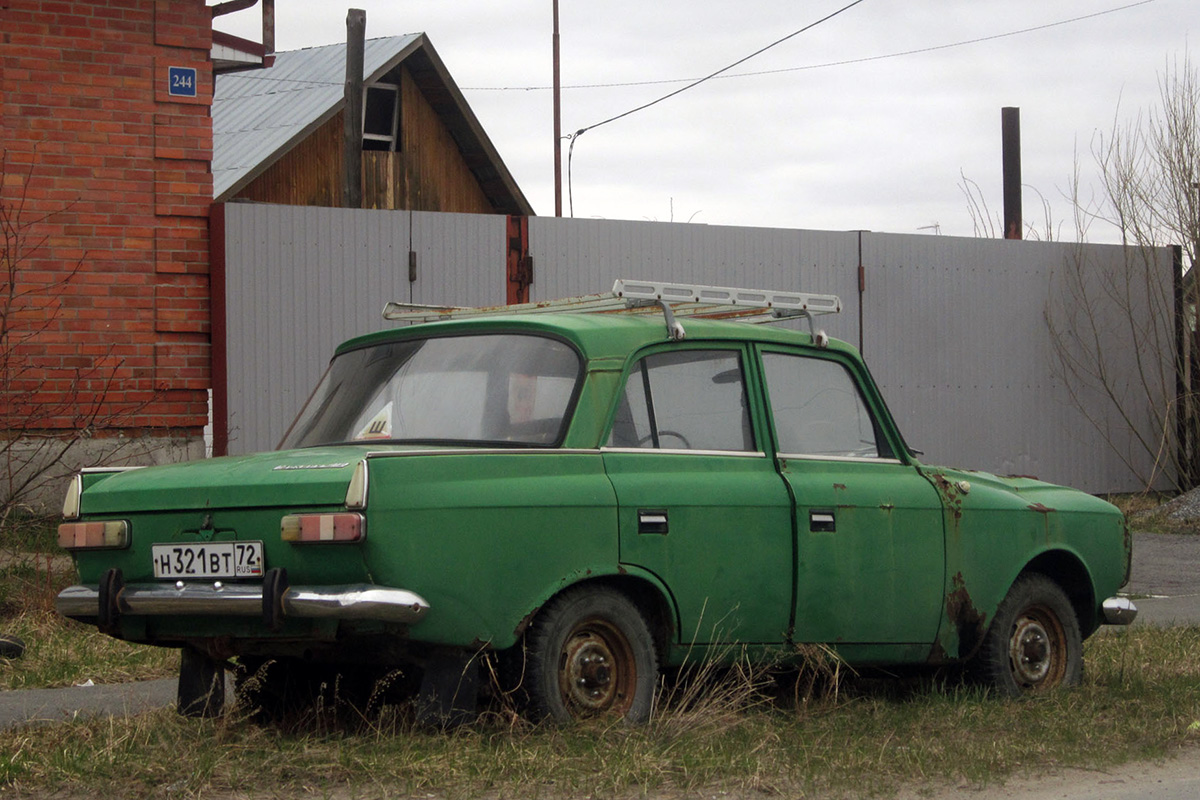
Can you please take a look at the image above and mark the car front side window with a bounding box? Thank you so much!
[762,352,884,459]
[607,349,754,452]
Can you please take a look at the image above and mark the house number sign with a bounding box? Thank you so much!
[168,66,198,98]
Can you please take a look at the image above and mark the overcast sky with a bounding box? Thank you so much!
[214,0,1194,241]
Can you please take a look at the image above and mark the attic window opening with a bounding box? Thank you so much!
[363,83,400,152]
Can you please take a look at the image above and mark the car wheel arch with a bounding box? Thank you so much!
[514,571,676,657]
[1018,549,1098,635]
[946,548,1096,663]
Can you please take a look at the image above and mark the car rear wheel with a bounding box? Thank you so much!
[976,573,1082,697]
[525,586,658,724]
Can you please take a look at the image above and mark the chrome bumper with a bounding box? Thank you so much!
[1102,596,1138,625]
[56,581,430,625]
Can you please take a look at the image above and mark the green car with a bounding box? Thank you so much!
[56,280,1135,723]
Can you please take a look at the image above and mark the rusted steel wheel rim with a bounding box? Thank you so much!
[558,616,637,716]
[1008,604,1068,690]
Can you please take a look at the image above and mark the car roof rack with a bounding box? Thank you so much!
[382,279,842,342]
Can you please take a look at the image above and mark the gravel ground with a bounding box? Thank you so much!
[1135,486,1200,526]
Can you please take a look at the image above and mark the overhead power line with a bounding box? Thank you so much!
[567,0,869,215]
[464,0,1161,93]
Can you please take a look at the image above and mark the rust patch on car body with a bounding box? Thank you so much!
[1027,502,1055,514]
[513,607,539,639]
[930,473,965,520]
[945,571,986,659]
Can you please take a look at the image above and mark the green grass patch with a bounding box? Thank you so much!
[0,610,178,690]
[1,626,1198,798]
[0,521,178,690]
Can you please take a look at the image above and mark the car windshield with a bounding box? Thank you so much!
[280,333,582,449]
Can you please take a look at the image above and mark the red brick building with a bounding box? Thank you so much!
[2,2,532,507]
[1,0,257,503]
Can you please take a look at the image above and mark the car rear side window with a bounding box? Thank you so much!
[280,334,581,448]
[608,350,754,452]
[762,352,882,459]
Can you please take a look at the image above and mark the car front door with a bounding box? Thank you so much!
[602,346,793,647]
[759,348,945,647]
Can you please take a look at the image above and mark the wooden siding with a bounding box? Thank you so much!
[236,67,495,214]
[394,66,492,213]
[237,114,343,207]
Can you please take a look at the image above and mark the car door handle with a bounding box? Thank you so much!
[638,510,669,535]
[809,510,836,533]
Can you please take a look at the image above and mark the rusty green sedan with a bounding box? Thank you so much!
[56,280,1135,723]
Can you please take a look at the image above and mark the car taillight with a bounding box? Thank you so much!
[58,520,129,550]
[280,512,365,543]
[62,474,83,520]
[345,459,369,510]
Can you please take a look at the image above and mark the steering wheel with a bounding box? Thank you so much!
[636,429,692,449]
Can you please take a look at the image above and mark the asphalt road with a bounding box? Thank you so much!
[0,678,176,729]
[1123,532,1200,625]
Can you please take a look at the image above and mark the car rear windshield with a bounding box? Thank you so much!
[280,333,583,449]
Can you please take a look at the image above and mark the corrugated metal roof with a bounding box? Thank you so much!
[213,35,422,201]
[212,34,533,215]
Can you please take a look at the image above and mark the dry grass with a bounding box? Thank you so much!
[1108,491,1200,535]
[0,610,178,691]
[3,625,1198,799]
[0,530,178,691]
[3,517,1199,797]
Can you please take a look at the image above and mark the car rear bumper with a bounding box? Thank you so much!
[56,578,429,626]
[1102,596,1138,625]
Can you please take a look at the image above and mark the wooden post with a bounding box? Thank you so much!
[343,9,365,209]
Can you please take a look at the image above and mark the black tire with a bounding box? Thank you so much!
[178,646,225,718]
[976,573,1082,697]
[525,585,658,724]
[0,634,26,660]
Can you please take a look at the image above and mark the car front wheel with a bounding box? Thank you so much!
[976,573,1082,697]
[525,586,658,724]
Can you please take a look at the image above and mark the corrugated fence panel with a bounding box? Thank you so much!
[861,233,1174,493]
[225,204,410,453]
[223,204,502,454]
[410,210,506,308]
[224,208,1174,492]
[529,218,862,345]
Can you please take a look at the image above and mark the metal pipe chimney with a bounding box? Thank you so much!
[1002,107,1022,239]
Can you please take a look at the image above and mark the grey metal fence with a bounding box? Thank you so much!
[220,203,1175,493]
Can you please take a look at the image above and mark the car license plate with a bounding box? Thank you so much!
[152,541,264,579]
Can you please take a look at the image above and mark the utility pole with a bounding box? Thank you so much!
[553,0,563,217]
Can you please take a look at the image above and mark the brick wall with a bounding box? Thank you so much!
[2,0,213,441]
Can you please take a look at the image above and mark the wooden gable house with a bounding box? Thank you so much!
[213,34,533,215]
